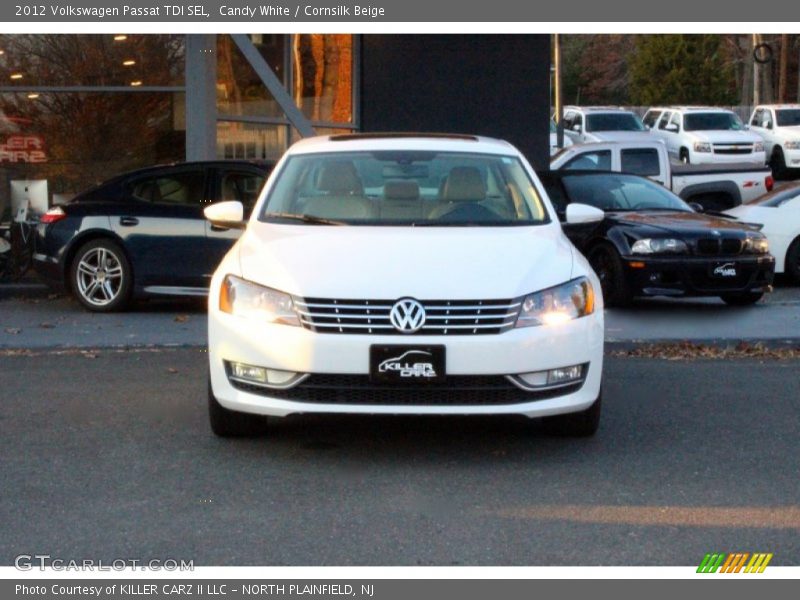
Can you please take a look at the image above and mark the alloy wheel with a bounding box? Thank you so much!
[75,247,124,307]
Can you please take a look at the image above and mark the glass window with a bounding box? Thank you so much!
[217,34,286,119]
[751,109,764,127]
[260,151,548,226]
[585,112,645,132]
[683,112,743,132]
[220,170,265,211]
[562,150,611,171]
[642,111,661,128]
[0,34,184,87]
[621,148,661,177]
[217,121,288,161]
[561,174,691,212]
[292,34,353,124]
[128,170,205,205]
[776,109,800,127]
[657,112,672,130]
[0,91,185,214]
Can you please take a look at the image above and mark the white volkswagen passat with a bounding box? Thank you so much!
[204,134,606,437]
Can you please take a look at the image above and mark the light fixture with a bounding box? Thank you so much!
[0,50,5,55]
[10,73,23,80]
[129,80,142,87]
[122,59,136,66]
[27,93,39,99]
[113,35,127,41]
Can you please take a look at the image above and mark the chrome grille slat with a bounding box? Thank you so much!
[294,296,521,335]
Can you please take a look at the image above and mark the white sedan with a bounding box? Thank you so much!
[725,184,800,282]
[203,133,605,438]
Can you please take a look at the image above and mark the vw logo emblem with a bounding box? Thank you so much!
[389,298,426,333]
[711,230,721,236]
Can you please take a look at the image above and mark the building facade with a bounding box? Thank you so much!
[0,34,550,218]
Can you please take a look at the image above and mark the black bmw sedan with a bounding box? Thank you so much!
[538,171,775,307]
[33,160,274,311]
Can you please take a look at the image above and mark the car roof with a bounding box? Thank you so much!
[538,169,649,180]
[115,159,275,179]
[285,133,518,156]
[649,106,735,114]
[755,104,800,110]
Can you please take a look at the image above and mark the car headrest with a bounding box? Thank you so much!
[384,180,420,201]
[316,161,364,195]
[442,167,486,202]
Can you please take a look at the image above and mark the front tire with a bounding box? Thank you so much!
[588,244,632,307]
[785,237,800,284]
[70,239,132,312]
[208,378,269,437]
[720,292,764,306]
[542,391,602,437]
[680,148,690,164]
[770,147,787,180]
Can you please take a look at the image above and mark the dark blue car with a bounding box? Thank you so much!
[33,160,274,311]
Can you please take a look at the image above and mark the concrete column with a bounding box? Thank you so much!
[185,34,217,161]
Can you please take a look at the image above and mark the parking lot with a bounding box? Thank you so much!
[1,279,799,565]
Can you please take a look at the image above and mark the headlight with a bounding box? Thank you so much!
[219,275,300,326]
[693,142,712,153]
[744,236,769,254]
[631,238,688,254]
[784,140,800,150]
[753,142,765,153]
[515,277,595,328]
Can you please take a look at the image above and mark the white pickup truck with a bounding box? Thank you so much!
[549,141,774,211]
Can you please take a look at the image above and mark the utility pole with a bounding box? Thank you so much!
[753,33,761,107]
[779,34,788,102]
[554,33,564,149]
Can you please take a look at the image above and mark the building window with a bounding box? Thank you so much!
[292,34,354,125]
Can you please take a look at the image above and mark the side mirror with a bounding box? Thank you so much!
[565,203,605,225]
[665,123,679,133]
[572,124,582,133]
[204,201,246,230]
[688,202,704,213]
[765,121,773,130]
[644,124,651,131]
[743,123,750,131]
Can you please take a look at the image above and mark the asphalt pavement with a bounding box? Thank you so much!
[0,349,798,566]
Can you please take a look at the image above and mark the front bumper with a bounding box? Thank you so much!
[622,254,775,297]
[782,147,800,168]
[208,309,604,418]
[689,150,767,165]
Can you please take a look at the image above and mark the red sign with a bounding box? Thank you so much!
[0,135,48,163]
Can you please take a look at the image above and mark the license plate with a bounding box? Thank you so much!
[370,345,446,384]
[711,262,738,278]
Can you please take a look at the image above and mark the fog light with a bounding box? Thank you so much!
[510,364,586,390]
[228,361,300,387]
[547,364,583,385]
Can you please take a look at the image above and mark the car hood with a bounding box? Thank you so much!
[608,210,759,235]
[776,125,800,139]
[236,223,575,299]
[685,130,763,144]
[588,131,652,143]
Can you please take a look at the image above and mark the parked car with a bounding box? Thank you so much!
[748,104,800,178]
[33,160,274,311]
[560,106,650,145]
[550,140,774,210]
[724,183,800,283]
[204,133,605,437]
[549,119,573,156]
[644,106,766,165]
[537,170,775,306]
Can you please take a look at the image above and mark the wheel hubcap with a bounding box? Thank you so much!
[76,248,123,306]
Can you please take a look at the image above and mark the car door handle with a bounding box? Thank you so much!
[209,224,230,232]
[119,216,139,227]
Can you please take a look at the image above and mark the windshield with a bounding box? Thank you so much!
[684,112,744,132]
[561,174,692,212]
[745,185,800,207]
[585,113,645,132]
[776,109,800,127]
[260,151,549,226]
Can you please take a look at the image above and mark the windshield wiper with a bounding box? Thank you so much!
[265,212,347,226]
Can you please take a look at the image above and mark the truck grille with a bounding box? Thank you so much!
[294,297,521,335]
[713,143,753,155]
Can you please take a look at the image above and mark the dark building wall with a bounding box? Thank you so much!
[359,35,551,169]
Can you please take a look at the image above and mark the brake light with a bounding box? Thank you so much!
[765,175,774,192]
[40,206,67,224]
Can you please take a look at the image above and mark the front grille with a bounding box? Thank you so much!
[229,374,583,405]
[713,143,753,155]
[294,297,521,335]
[695,238,744,256]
